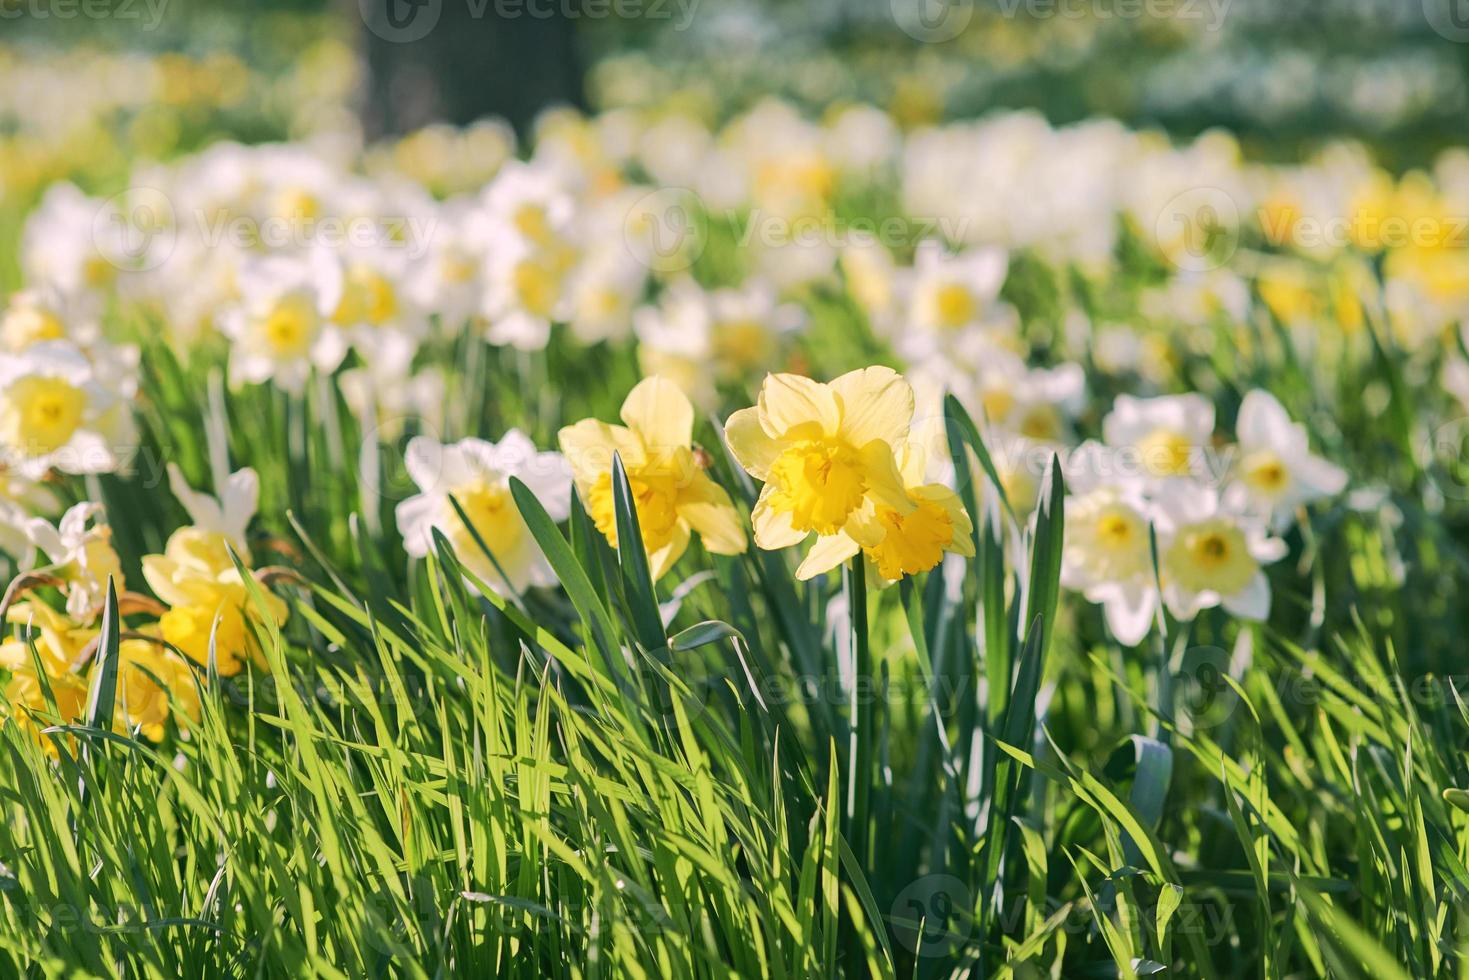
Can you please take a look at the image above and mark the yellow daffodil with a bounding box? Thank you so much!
[726,367,969,581]
[560,376,746,579]
[790,430,974,582]
[116,637,201,742]
[142,526,287,676]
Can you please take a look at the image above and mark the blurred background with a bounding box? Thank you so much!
[4,0,1469,213]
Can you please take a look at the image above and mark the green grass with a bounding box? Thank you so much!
[5,228,1469,978]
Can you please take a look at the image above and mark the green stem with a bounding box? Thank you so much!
[844,559,872,869]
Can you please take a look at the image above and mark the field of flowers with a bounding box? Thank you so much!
[4,26,1469,978]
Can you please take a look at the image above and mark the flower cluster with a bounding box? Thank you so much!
[1,467,292,749]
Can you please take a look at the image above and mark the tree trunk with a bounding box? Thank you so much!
[355,0,585,140]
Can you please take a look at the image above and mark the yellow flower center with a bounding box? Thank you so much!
[2,305,66,350]
[276,187,320,220]
[1,376,86,454]
[448,478,525,556]
[442,253,479,285]
[867,497,954,580]
[712,319,776,374]
[767,439,867,535]
[83,256,116,288]
[513,258,560,318]
[335,266,400,327]
[980,388,1014,425]
[1136,428,1195,477]
[257,294,319,357]
[513,203,552,244]
[1017,404,1064,442]
[1164,520,1256,595]
[1241,450,1290,498]
[933,282,977,329]
[1070,501,1151,581]
[586,468,681,553]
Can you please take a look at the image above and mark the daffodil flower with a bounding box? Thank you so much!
[560,376,746,580]
[219,255,348,393]
[725,367,936,576]
[167,464,259,557]
[789,431,974,583]
[143,526,288,676]
[24,502,123,621]
[1102,393,1216,482]
[0,340,134,479]
[1154,486,1286,622]
[144,540,284,674]
[396,432,572,595]
[1060,448,1160,645]
[1225,390,1347,529]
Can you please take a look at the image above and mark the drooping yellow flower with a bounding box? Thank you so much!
[560,376,746,580]
[142,526,287,676]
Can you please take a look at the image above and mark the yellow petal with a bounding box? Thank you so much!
[831,366,913,448]
[679,475,747,555]
[620,375,694,454]
[858,440,915,515]
[648,521,691,580]
[724,407,781,479]
[843,498,886,548]
[557,419,645,487]
[751,487,808,550]
[915,483,975,557]
[757,373,840,438]
[795,532,860,580]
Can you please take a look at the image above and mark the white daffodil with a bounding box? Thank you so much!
[634,277,806,396]
[324,248,429,363]
[1,285,99,353]
[1060,447,1160,645]
[25,502,123,620]
[219,255,348,393]
[564,247,647,346]
[0,340,133,478]
[480,231,577,352]
[1102,393,1217,483]
[1154,485,1286,622]
[167,464,259,556]
[477,161,575,250]
[906,240,1009,336]
[20,183,125,311]
[406,202,486,332]
[970,351,1086,445]
[396,432,572,596]
[1225,390,1347,528]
